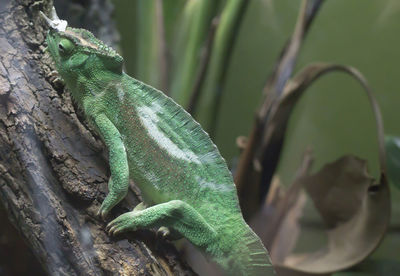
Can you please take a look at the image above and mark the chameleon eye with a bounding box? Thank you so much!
[58,38,74,55]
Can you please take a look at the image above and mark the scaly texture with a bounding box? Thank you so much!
[44,11,274,275]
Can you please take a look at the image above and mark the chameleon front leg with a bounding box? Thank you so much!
[94,113,129,219]
[107,200,217,250]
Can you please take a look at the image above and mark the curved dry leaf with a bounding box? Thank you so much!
[261,63,386,174]
[278,156,390,274]
[251,149,313,257]
[267,63,391,274]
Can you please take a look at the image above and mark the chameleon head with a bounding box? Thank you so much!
[41,8,123,85]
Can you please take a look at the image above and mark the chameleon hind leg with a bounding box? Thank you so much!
[107,200,216,249]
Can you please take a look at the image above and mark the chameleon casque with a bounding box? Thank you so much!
[41,8,274,276]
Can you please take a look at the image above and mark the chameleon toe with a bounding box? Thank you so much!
[96,208,107,221]
[110,224,129,236]
[157,226,170,239]
[106,221,119,233]
[113,229,123,236]
[108,226,117,235]
[106,222,113,231]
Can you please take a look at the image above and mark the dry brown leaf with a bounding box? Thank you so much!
[251,63,390,275]
[271,191,306,263]
[278,156,390,274]
[268,63,391,274]
[251,150,313,264]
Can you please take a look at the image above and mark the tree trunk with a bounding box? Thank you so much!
[0,0,195,275]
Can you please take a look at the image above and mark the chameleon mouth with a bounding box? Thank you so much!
[40,7,67,32]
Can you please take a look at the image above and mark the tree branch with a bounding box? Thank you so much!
[0,1,195,275]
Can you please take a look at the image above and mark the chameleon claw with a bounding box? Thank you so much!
[108,226,117,235]
[157,226,170,239]
[156,226,182,241]
[112,223,131,236]
[101,211,109,221]
[106,218,122,235]
[98,199,114,220]
[96,207,109,221]
[106,212,136,236]
[106,221,115,232]
[110,225,125,236]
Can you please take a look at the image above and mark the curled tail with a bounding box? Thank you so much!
[210,220,275,276]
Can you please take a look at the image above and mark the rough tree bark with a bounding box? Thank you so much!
[0,0,195,275]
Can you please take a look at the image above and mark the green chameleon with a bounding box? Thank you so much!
[41,8,274,276]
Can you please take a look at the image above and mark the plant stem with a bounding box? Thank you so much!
[195,0,250,136]
[169,0,219,106]
[136,0,168,91]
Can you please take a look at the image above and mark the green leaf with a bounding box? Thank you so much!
[195,0,250,135]
[136,0,167,90]
[169,0,219,106]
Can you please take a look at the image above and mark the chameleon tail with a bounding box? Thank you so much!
[210,220,275,276]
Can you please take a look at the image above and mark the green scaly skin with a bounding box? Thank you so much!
[44,14,274,276]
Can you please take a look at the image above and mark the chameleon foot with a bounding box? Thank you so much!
[97,190,127,220]
[97,201,111,220]
[157,226,183,241]
[107,211,138,236]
